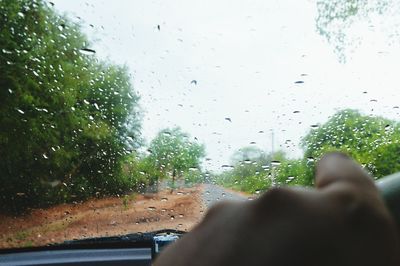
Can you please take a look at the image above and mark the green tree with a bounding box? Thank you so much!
[217,147,288,193]
[0,0,142,212]
[275,159,313,186]
[148,128,205,188]
[119,153,160,193]
[302,109,400,178]
[316,0,393,62]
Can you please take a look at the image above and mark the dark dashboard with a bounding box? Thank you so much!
[0,230,183,266]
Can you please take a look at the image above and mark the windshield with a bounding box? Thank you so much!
[2,0,400,249]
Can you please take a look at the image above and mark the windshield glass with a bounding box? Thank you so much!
[2,0,400,249]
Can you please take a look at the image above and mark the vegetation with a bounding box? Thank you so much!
[0,0,205,213]
[147,128,206,188]
[217,109,400,194]
[0,0,143,212]
[302,109,400,178]
[316,0,394,62]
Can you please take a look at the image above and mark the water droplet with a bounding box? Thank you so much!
[80,48,96,55]
[161,197,168,202]
[271,160,281,166]
[147,206,156,211]
[190,80,197,85]
[293,110,300,114]
[2,49,12,54]
[42,154,49,159]
[294,80,304,84]
[225,117,232,122]
[307,157,315,162]
[17,12,25,18]
[286,176,295,183]
[16,109,24,114]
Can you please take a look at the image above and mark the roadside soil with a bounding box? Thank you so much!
[0,186,204,249]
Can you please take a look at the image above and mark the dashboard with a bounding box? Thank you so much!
[0,248,151,266]
[0,230,183,266]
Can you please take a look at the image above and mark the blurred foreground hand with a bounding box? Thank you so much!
[154,153,399,266]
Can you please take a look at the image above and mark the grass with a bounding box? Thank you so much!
[14,230,29,241]
[122,193,136,210]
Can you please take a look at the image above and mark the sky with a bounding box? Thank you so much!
[51,0,400,171]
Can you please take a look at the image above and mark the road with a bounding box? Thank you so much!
[201,184,247,208]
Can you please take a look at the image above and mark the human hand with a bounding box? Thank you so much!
[154,153,399,266]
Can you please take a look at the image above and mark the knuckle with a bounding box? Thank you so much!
[255,186,293,211]
[261,187,288,203]
[203,201,231,221]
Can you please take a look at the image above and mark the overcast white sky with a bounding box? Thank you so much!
[52,0,400,171]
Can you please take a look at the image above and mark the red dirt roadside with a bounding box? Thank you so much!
[0,186,205,249]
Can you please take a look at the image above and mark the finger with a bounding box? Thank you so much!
[315,152,376,191]
[316,153,400,266]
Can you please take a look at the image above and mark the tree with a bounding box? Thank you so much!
[0,0,142,212]
[216,147,290,194]
[275,159,314,186]
[119,153,160,193]
[316,0,393,62]
[148,128,205,188]
[302,109,400,178]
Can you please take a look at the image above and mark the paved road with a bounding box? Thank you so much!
[202,184,247,208]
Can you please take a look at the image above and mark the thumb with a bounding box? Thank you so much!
[315,152,376,192]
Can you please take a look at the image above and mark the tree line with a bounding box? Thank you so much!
[216,109,400,193]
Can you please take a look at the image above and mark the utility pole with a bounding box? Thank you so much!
[271,130,274,156]
[270,129,275,186]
